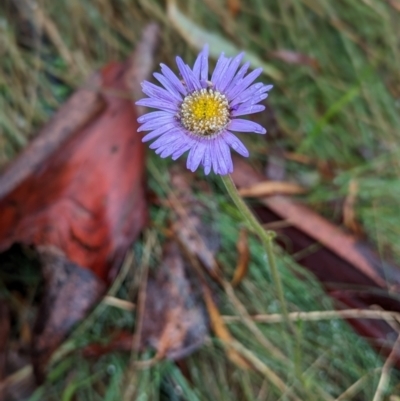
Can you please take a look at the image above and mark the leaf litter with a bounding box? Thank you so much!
[1,0,400,399]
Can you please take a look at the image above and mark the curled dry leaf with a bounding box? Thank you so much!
[0,24,159,382]
[239,181,307,198]
[0,58,147,281]
[231,228,250,286]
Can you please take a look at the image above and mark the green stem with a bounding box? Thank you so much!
[221,174,292,331]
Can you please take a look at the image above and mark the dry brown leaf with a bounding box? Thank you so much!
[0,25,158,384]
[231,229,250,286]
[227,0,241,16]
[239,181,307,198]
[141,241,208,360]
[202,286,250,369]
[343,180,363,236]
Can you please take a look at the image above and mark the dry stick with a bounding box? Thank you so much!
[0,365,32,395]
[222,309,400,325]
[227,339,302,401]
[372,334,400,401]
[335,368,381,401]
[222,280,288,363]
[103,296,135,312]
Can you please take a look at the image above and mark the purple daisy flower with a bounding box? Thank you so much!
[136,45,273,175]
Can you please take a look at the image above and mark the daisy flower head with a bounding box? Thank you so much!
[136,45,273,175]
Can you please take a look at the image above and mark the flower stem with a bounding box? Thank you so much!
[221,174,292,331]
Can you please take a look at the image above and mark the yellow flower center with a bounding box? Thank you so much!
[180,89,229,136]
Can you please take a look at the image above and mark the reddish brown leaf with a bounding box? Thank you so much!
[0,57,147,281]
[0,25,159,383]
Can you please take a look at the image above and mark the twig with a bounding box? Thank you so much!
[226,339,302,401]
[372,334,400,401]
[335,368,381,401]
[103,296,135,312]
[222,309,400,325]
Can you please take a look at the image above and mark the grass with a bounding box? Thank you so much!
[1,0,400,399]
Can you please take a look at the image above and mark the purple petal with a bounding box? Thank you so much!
[230,83,264,106]
[159,136,189,158]
[153,72,183,101]
[230,104,265,117]
[211,145,219,174]
[141,123,177,142]
[176,57,201,92]
[138,114,175,132]
[222,131,249,157]
[159,64,187,95]
[231,84,271,107]
[138,111,174,124]
[187,141,207,172]
[247,93,269,105]
[141,81,178,104]
[216,140,233,175]
[229,119,266,134]
[193,44,209,81]
[225,62,250,94]
[218,52,244,92]
[202,146,212,175]
[212,55,231,90]
[172,137,195,160]
[136,98,178,112]
[226,68,263,100]
[149,130,183,150]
